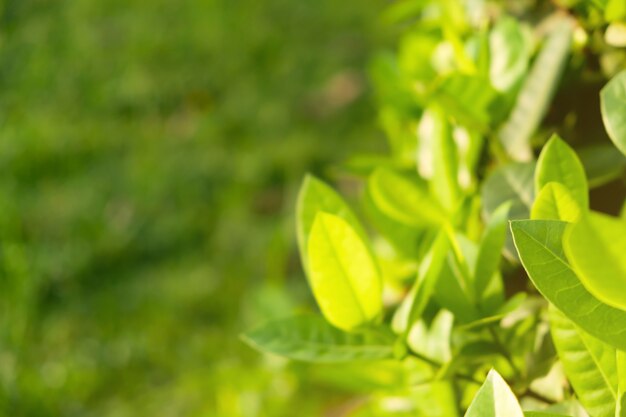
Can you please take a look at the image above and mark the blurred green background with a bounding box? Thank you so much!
[0,0,384,415]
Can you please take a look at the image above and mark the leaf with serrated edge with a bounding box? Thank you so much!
[241,315,394,363]
[511,220,626,350]
[308,212,382,331]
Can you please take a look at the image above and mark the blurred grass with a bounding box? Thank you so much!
[0,0,383,415]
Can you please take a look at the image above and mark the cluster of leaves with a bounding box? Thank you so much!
[244,1,626,416]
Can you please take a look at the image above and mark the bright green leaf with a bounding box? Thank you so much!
[549,306,617,417]
[241,315,395,363]
[511,220,626,350]
[297,175,366,272]
[564,211,626,311]
[499,19,572,161]
[464,369,524,417]
[308,212,382,331]
[601,70,626,157]
[535,134,588,208]
[531,182,581,223]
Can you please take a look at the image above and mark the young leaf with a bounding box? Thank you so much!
[524,413,571,417]
[407,310,454,363]
[464,369,524,417]
[549,306,618,417]
[474,201,511,305]
[241,315,395,363]
[511,220,626,350]
[367,167,445,227]
[564,211,626,312]
[499,19,572,161]
[308,212,382,331]
[600,70,626,157]
[531,182,581,223]
[296,175,366,272]
[535,134,588,208]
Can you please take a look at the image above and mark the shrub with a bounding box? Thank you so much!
[244,1,626,415]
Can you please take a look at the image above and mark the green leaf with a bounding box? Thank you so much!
[393,230,450,333]
[617,351,626,416]
[433,74,498,131]
[600,70,626,157]
[308,212,382,330]
[524,413,571,417]
[549,306,617,417]
[296,175,366,272]
[464,369,524,417]
[241,315,395,363]
[564,211,626,311]
[474,201,511,305]
[511,219,626,350]
[535,134,588,208]
[578,144,626,188]
[489,17,531,92]
[499,19,572,161]
[531,182,581,223]
[367,167,445,227]
[481,162,535,258]
[420,106,461,211]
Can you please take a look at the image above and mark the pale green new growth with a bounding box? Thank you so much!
[511,220,626,350]
[307,212,382,331]
[296,175,366,273]
[531,182,581,222]
[564,211,626,312]
[535,135,588,209]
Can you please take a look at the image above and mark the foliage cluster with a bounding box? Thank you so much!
[244,1,626,416]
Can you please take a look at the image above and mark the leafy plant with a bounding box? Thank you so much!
[243,1,626,415]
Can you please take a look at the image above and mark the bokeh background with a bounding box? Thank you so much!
[0,0,387,415]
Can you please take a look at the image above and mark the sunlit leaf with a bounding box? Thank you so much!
[511,219,626,350]
[308,212,382,330]
[531,182,581,223]
[549,306,617,417]
[535,134,588,208]
[297,175,366,272]
[564,211,626,312]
